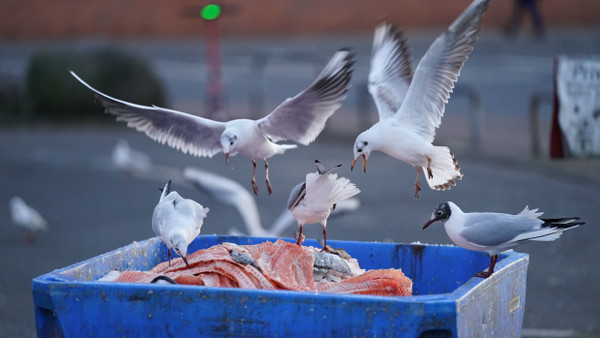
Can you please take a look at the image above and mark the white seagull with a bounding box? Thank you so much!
[352,0,491,198]
[152,180,209,268]
[9,196,48,244]
[183,166,361,237]
[287,160,360,250]
[71,49,355,195]
[423,201,584,278]
[111,140,152,175]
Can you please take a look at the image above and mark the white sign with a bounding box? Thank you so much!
[556,55,600,157]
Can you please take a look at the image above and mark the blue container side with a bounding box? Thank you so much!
[32,235,528,337]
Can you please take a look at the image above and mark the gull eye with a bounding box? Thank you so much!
[436,210,443,216]
[363,141,368,146]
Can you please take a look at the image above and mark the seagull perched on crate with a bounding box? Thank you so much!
[423,201,584,278]
[71,49,354,195]
[9,196,48,244]
[352,0,491,197]
[152,180,209,269]
[287,160,360,250]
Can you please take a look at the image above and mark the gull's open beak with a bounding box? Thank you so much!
[225,153,230,165]
[351,154,367,173]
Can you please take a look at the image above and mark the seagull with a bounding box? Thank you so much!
[111,140,152,175]
[9,196,48,244]
[70,49,355,195]
[423,201,584,278]
[183,166,361,237]
[287,160,360,250]
[152,180,209,269]
[352,0,491,198]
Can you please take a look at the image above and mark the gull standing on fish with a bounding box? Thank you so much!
[423,201,584,278]
[9,196,48,244]
[352,0,491,197]
[152,180,209,269]
[183,166,361,237]
[287,160,360,250]
[71,49,355,195]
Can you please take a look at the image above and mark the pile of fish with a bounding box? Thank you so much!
[105,240,412,297]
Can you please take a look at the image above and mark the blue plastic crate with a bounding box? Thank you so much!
[32,235,528,337]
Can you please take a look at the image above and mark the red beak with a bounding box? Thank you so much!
[423,218,438,230]
[351,154,366,173]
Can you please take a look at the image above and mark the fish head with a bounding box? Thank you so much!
[423,202,452,229]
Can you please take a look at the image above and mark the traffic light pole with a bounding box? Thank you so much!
[204,17,227,121]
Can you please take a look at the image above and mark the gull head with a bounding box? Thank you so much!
[423,202,452,229]
[351,134,371,173]
[220,131,238,164]
[9,196,25,212]
[171,234,191,269]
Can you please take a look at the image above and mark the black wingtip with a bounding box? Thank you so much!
[541,217,585,229]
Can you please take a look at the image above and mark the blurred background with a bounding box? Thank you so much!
[1,0,599,336]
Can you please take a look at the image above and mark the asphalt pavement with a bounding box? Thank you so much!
[1,28,599,336]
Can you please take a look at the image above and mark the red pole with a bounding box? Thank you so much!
[549,57,564,158]
[204,18,227,121]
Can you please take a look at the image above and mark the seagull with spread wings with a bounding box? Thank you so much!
[72,49,354,195]
[352,0,491,197]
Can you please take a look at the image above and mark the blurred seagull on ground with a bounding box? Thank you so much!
[9,196,48,244]
[111,140,151,175]
[71,49,355,195]
[152,180,209,269]
[182,166,361,238]
[287,160,360,250]
[423,201,584,278]
[352,0,491,197]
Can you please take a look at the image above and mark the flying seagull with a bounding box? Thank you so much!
[352,0,491,197]
[71,49,354,195]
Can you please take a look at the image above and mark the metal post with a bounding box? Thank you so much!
[204,18,227,121]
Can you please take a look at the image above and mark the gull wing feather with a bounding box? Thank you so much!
[70,71,226,158]
[459,212,542,247]
[392,0,490,143]
[183,167,264,237]
[256,50,354,145]
[368,23,413,121]
[287,182,307,211]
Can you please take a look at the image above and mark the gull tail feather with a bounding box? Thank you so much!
[518,205,544,219]
[306,173,360,206]
[541,217,585,229]
[274,143,298,155]
[423,146,463,191]
[510,217,583,243]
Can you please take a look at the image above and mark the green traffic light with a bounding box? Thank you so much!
[201,4,221,20]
